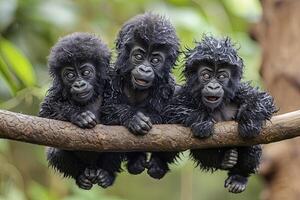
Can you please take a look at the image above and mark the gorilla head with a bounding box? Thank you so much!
[184,36,244,110]
[48,32,110,104]
[114,13,180,91]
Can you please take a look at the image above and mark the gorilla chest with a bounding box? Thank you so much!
[211,103,238,122]
[82,96,102,118]
[124,87,150,106]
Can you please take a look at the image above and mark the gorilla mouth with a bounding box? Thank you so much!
[133,76,151,87]
[77,91,91,99]
[205,96,220,102]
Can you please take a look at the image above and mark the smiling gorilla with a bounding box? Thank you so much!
[102,13,180,179]
[39,32,122,190]
[164,36,277,193]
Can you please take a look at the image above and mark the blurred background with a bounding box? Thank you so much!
[0,0,299,200]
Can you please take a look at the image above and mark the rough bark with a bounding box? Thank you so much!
[0,109,299,152]
[251,0,300,199]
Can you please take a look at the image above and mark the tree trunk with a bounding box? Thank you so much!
[251,0,300,199]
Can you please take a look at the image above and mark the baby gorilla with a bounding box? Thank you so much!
[39,32,122,190]
[165,36,276,193]
[102,13,180,179]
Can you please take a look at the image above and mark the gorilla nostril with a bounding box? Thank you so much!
[214,85,221,89]
[138,66,152,74]
[208,83,221,90]
[73,81,87,89]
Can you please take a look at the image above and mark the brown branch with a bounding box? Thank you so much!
[0,109,299,152]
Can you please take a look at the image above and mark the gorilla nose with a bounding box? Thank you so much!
[72,80,87,91]
[208,83,221,90]
[138,65,152,74]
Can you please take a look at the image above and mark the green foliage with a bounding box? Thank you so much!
[63,185,125,200]
[0,38,36,87]
[28,181,60,200]
[0,187,26,200]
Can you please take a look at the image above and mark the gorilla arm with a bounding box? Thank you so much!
[235,82,276,138]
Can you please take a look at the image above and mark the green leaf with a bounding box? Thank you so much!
[0,38,36,87]
[0,55,18,93]
[28,181,58,200]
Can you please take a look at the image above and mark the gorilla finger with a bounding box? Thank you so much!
[81,182,93,189]
[237,185,243,193]
[85,123,94,129]
[78,184,92,190]
[232,148,238,154]
[76,114,84,121]
[86,119,96,128]
[139,128,149,135]
[228,184,236,192]
[224,178,232,188]
[139,121,151,131]
[135,122,149,134]
[232,184,240,193]
[137,113,152,125]
[134,124,144,135]
[89,169,97,177]
[80,112,88,117]
[136,112,147,120]
[84,169,91,178]
[84,115,94,123]
[86,111,96,120]
[128,124,137,135]
[81,118,89,126]
[77,176,92,187]
[229,156,238,161]
[89,112,97,121]
[145,119,153,128]
[229,155,238,161]
[228,160,237,165]
[77,115,87,123]
[90,120,97,127]
[85,110,92,115]
[229,153,238,159]
[76,122,85,128]
[98,171,110,182]
[241,185,246,192]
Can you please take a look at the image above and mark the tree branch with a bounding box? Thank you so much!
[0,109,299,152]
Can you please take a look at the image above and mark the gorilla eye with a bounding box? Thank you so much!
[202,73,211,80]
[82,70,90,76]
[151,58,160,64]
[217,73,228,80]
[66,72,75,80]
[134,53,143,61]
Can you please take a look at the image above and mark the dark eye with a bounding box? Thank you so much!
[218,73,227,80]
[134,53,143,60]
[66,72,75,79]
[202,73,211,80]
[151,57,160,64]
[82,70,90,76]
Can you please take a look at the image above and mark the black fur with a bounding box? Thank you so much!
[39,32,122,189]
[101,13,180,179]
[164,36,276,193]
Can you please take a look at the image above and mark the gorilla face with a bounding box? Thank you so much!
[129,44,166,90]
[196,64,232,109]
[61,63,97,103]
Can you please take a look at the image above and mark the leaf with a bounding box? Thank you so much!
[0,38,36,87]
[0,55,18,93]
